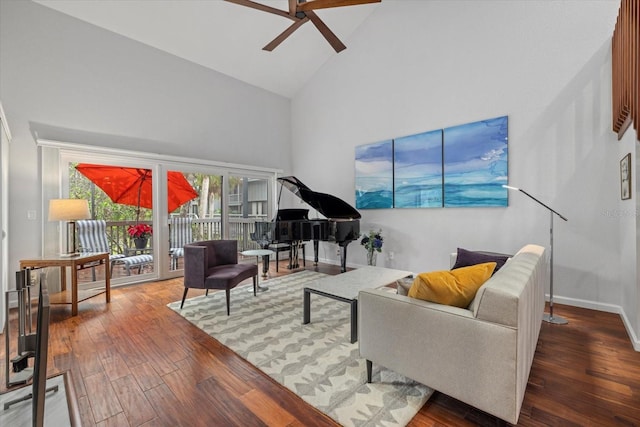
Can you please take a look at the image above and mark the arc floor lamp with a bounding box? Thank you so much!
[503,185,569,324]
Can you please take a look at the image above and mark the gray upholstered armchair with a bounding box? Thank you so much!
[181,240,258,315]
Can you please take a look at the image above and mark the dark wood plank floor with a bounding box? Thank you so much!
[2,261,640,426]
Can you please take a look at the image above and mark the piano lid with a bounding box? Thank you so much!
[277,176,361,220]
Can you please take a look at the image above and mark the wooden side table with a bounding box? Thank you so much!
[19,252,110,316]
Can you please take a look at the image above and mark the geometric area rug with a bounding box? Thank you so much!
[168,270,433,427]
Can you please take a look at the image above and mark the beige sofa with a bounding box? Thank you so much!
[358,244,547,424]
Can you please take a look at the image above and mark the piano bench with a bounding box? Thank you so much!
[269,243,306,271]
[269,243,290,272]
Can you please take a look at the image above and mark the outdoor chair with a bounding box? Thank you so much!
[76,219,152,277]
[181,240,258,315]
[250,221,272,249]
[170,217,193,269]
[76,219,125,277]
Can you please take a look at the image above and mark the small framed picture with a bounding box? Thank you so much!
[621,153,631,200]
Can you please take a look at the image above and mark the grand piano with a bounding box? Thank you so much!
[263,176,361,273]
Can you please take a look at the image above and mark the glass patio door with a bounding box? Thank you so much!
[167,170,223,273]
[68,160,158,285]
[166,170,273,272]
[42,143,277,288]
[228,174,271,252]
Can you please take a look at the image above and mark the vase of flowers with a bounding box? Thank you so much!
[128,223,152,249]
[360,229,383,266]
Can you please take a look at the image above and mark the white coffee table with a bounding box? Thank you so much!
[303,266,413,343]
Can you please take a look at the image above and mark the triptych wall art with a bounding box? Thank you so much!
[355,116,508,209]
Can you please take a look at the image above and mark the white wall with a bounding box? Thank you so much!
[0,101,12,331]
[619,129,638,346]
[292,1,636,343]
[631,132,640,344]
[0,1,291,281]
[636,143,640,342]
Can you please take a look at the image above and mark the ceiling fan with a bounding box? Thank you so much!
[225,0,381,53]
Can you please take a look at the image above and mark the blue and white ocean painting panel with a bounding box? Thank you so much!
[355,140,393,209]
[394,129,443,208]
[443,116,508,207]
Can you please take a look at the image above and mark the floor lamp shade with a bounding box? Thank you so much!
[48,199,91,255]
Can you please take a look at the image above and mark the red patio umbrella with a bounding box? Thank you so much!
[75,164,198,219]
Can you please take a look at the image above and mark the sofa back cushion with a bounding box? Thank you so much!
[472,244,546,326]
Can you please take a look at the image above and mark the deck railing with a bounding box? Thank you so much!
[103,218,265,255]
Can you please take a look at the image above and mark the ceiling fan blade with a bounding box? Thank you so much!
[263,17,310,51]
[297,0,381,12]
[306,10,346,52]
[289,0,297,16]
[225,0,296,21]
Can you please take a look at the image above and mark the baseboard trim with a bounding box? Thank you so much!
[548,295,640,352]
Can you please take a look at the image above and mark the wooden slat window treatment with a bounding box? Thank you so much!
[612,0,640,141]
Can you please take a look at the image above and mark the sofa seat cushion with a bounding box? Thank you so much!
[408,262,497,308]
[204,263,258,290]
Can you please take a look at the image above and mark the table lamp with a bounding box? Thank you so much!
[503,185,568,324]
[48,199,91,256]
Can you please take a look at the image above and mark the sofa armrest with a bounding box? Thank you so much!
[358,288,520,424]
[184,245,207,288]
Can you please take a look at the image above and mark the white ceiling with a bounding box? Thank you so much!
[33,0,381,98]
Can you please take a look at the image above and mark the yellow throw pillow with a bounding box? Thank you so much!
[408,262,497,308]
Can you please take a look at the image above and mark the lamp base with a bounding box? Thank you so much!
[543,313,568,324]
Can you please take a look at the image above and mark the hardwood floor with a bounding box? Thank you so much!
[2,261,640,426]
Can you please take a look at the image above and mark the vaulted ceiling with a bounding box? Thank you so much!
[34,0,381,98]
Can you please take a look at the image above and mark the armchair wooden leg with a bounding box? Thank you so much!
[366,360,372,383]
[225,289,231,315]
[253,276,257,296]
[180,288,189,309]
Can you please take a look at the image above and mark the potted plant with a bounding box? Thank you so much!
[127,223,153,249]
[360,229,383,266]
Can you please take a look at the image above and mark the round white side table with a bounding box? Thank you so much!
[241,249,275,291]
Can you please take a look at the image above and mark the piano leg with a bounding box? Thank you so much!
[339,245,348,273]
[288,242,301,269]
[313,240,319,266]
